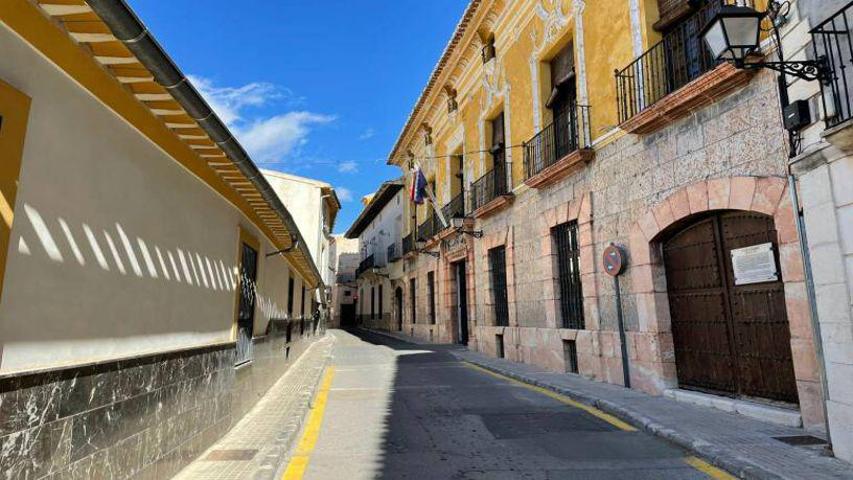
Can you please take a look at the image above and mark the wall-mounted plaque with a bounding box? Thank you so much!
[731,242,778,285]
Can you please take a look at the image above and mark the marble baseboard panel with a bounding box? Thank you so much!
[0,324,323,480]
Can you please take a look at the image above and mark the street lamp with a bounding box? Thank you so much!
[700,4,763,64]
[699,2,830,82]
[450,216,483,238]
[415,239,440,258]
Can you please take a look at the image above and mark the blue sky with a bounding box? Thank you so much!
[126,1,468,233]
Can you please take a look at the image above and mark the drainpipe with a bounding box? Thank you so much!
[85,0,323,290]
[787,166,833,448]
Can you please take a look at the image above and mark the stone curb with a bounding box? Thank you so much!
[261,334,336,480]
[359,328,781,480]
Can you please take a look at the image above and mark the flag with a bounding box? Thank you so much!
[410,167,427,204]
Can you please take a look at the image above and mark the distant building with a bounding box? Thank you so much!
[328,235,359,328]
[263,169,341,305]
[345,180,405,331]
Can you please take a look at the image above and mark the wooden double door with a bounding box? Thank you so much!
[662,211,798,403]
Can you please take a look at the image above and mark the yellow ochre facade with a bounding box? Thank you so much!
[380,0,827,436]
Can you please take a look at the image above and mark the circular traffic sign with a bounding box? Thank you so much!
[602,244,626,277]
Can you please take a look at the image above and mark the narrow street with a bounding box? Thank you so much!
[293,330,724,479]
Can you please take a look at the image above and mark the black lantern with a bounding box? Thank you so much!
[700,4,764,66]
[450,216,483,238]
[698,1,829,83]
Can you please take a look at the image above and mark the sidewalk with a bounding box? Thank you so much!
[364,328,853,480]
[172,335,334,480]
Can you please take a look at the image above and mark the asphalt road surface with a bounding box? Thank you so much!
[293,330,727,480]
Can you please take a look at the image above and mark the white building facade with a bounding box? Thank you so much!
[345,180,405,330]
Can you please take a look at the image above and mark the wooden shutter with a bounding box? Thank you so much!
[550,43,575,90]
[491,112,505,148]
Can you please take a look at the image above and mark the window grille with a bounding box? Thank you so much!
[427,272,436,325]
[489,246,509,327]
[410,278,417,324]
[553,221,585,329]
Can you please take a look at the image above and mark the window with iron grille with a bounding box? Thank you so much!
[427,271,436,325]
[410,278,417,324]
[300,285,306,318]
[235,242,257,366]
[371,286,375,319]
[563,340,579,374]
[287,276,295,316]
[552,221,584,329]
[488,246,509,327]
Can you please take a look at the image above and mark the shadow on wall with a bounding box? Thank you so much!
[2,202,289,341]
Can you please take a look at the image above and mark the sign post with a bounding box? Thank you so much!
[603,244,630,389]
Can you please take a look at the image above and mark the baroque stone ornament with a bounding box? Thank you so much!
[533,0,571,55]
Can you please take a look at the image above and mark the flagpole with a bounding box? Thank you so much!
[411,158,448,229]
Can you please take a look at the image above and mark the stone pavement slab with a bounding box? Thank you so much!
[172,335,334,480]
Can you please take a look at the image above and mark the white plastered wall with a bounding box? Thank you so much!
[0,22,295,373]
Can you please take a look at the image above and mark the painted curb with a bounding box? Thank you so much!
[265,334,336,480]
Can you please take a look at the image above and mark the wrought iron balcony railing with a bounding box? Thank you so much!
[387,243,401,263]
[812,1,853,128]
[615,0,723,123]
[417,210,441,241]
[402,232,414,255]
[470,162,508,212]
[442,192,466,221]
[355,254,374,278]
[524,103,591,179]
[335,272,356,284]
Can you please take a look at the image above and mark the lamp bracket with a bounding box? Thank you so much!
[740,57,831,84]
[456,227,484,238]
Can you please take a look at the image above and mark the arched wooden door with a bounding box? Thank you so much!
[662,211,798,403]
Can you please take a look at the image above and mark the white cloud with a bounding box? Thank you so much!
[233,112,335,164]
[358,128,376,140]
[336,187,354,202]
[189,75,334,164]
[337,161,358,173]
[188,75,279,126]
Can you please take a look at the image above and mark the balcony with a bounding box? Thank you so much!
[615,0,753,134]
[417,210,440,241]
[812,2,853,131]
[442,192,466,221]
[523,104,593,189]
[402,232,414,255]
[470,162,512,218]
[387,243,401,263]
[355,254,374,278]
[335,272,356,284]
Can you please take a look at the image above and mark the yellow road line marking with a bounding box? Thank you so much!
[282,366,336,480]
[464,363,737,478]
[462,362,637,432]
[685,456,738,480]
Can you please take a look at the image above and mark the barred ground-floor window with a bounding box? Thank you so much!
[488,245,509,327]
[552,221,584,329]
